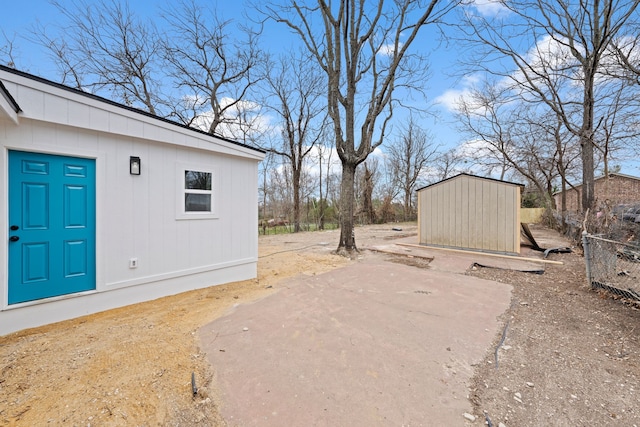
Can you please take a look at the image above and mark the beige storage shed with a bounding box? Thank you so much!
[417,173,523,255]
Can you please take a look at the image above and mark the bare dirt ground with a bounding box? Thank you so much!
[1,223,639,426]
[468,230,640,426]
[0,230,349,426]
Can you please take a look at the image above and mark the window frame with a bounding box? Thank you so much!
[176,163,217,220]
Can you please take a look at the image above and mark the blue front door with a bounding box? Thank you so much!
[8,151,96,304]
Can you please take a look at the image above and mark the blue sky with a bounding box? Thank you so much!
[0,0,465,152]
[5,1,637,179]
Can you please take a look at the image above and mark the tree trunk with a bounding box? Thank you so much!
[403,192,411,222]
[580,133,595,213]
[338,161,357,253]
[580,70,596,213]
[293,168,301,232]
[362,163,376,224]
[318,154,324,231]
[262,164,268,235]
[546,181,557,210]
[561,175,568,232]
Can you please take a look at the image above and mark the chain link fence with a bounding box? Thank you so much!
[583,233,640,301]
[258,221,340,235]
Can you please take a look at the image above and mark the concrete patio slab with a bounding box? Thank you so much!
[370,242,547,274]
[199,259,512,426]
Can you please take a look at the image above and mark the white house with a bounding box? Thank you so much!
[0,65,265,335]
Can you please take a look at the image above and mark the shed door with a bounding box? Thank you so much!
[8,151,96,304]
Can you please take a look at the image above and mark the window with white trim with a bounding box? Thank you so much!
[184,170,212,212]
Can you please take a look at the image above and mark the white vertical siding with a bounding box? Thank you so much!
[2,119,260,291]
[0,70,263,334]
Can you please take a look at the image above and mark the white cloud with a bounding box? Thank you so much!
[456,139,497,158]
[470,0,510,17]
[509,34,605,99]
[454,138,514,178]
[435,88,470,112]
[378,42,403,57]
[434,74,481,112]
[523,34,574,73]
[303,145,343,177]
[219,97,261,112]
[371,146,385,159]
[437,35,580,115]
[185,95,276,143]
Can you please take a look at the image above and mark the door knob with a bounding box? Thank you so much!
[9,236,19,242]
[10,225,19,230]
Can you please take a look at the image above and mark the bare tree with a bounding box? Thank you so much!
[263,0,459,254]
[263,52,327,232]
[595,79,640,174]
[269,162,294,225]
[456,79,582,212]
[37,0,165,114]
[376,151,400,209]
[386,118,439,220]
[610,15,640,84]
[315,138,335,230]
[259,151,277,233]
[431,148,469,182]
[515,109,583,210]
[359,160,378,225]
[455,81,517,180]
[0,31,19,68]
[459,0,639,213]
[162,0,264,136]
[216,99,270,145]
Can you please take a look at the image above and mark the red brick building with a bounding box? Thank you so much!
[554,173,640,212]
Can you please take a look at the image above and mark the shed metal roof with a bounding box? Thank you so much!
[416,173,525,192]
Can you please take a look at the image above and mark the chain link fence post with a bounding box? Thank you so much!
[582,231,592,288]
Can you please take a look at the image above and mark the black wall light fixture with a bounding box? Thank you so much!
[130,156,141,175]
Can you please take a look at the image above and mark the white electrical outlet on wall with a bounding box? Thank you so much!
[129,258,138,268]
